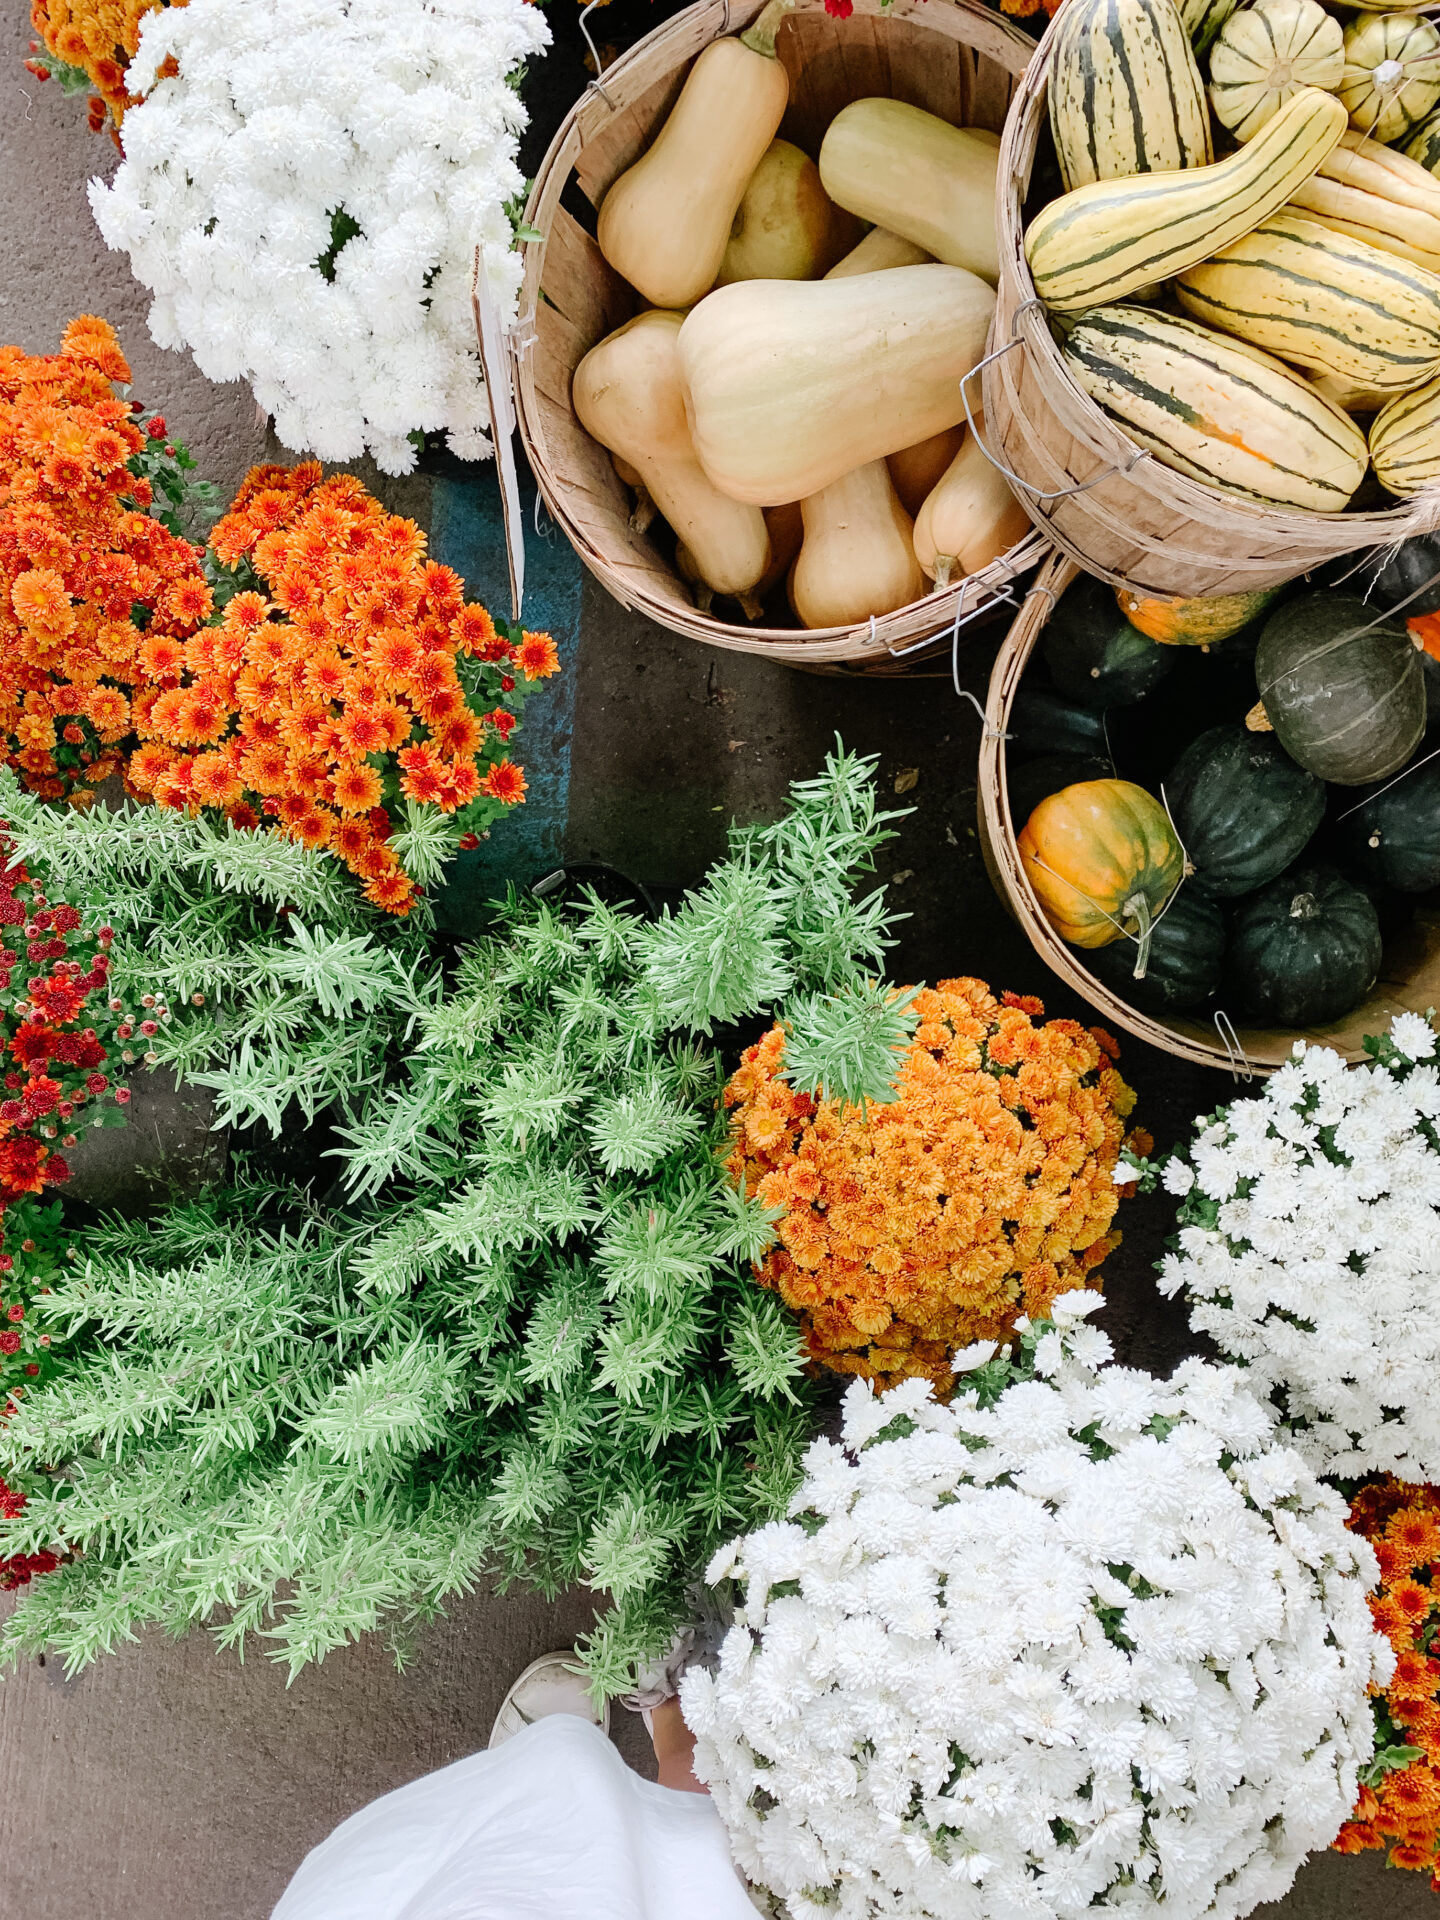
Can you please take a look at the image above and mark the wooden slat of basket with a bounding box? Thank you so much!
[514,0,1044,670]
[978,551,1440,1071]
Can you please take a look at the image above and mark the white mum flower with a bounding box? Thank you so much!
[89,0,549,474]
[682,1320,1387,1920]
[1161,1018,1440,1481]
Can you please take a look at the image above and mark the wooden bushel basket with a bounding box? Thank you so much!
[977,551,1440,1073]
[979,11,1440,601]
[511,0,1051,672]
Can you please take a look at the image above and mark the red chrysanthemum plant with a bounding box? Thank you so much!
[0,1194,79,1589]
[127,460,561,914]
[0,822,128,1215]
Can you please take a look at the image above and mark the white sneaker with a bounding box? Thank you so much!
[488,1650,611,1750]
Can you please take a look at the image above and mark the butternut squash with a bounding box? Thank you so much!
[717,139,858,284]
[596,0,794,309]
[824,227,933,279]
[790,461,927,629]
[574,310,770,598]
[610,454,657,535]
[677,501,801,621]
[674,541,717,616]
[756,500,804,601]
[912,423,1032,588]
[818,99,1001,282]
[887,426,965,518]
[676,263,995,506]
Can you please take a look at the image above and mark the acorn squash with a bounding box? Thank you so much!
[1339,755,1440,892]
[1227,861,1382,1024]
[1087,888,1226,1010]
[1252,593,1426,784]
[1359,534,1440,619]
[1018,778,1185,975]
[1010,687,1114,760]
[1165,722,1326,896]
[1043,575,1175,708]
[1116,584,1283,646]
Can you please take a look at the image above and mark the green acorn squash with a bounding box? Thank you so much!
[1043,576,1175,709]
[1228,861,1382,1025]
[1165,723,1326,897]
[1010,686,1114,760]
[1087,887,1225,1011]
[1253,593,1425,785]
[1338,753,1440,891]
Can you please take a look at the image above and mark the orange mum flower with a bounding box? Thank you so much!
[11,569,75,638]
[516,631,561,680]
[138,633,186,682]
[452,603,501,657]
[480,759,527,806]
[364,870,415,914]
[0,325,209,809]
[1341,1480,1440,1876]
[330,762,384,814]
[84,685,129,740]
[724,979,1137,1395]
[114,463,559,910]
[190,752,244,809]
[331,816,373,864]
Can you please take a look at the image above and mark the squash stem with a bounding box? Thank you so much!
[1126,892,1154,982]
[932,555,956,590]
[740,0,796,58]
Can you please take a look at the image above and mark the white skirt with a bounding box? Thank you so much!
[271,1713,757,1920]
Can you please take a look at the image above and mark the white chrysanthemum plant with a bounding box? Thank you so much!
[1136,1011,1440,1484]
[90,0,550,474]
[681,1295,1391,1920]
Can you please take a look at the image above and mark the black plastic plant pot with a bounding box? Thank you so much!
[530,862,657,920]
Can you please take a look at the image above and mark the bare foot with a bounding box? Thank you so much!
[650,1696,707,1794]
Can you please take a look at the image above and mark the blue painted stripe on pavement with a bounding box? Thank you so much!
[429,474,582,933]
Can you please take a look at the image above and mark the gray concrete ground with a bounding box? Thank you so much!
[0,7,1431,1917]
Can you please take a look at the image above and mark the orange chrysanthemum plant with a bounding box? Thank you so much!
[126,460,560,916]
[26,0,169,133]
[0,316,213,804]
[724,979,1137,1394]
[1336,1480,1440,1884]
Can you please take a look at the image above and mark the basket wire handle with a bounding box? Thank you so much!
[959,302,1153,504]
[1213,1009,1255,1084]
[884,548,1029,661]
[579,0,619,108]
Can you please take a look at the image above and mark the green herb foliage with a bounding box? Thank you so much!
[0,747,907,1692]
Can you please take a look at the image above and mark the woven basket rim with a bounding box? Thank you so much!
[512,0,1051,667]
